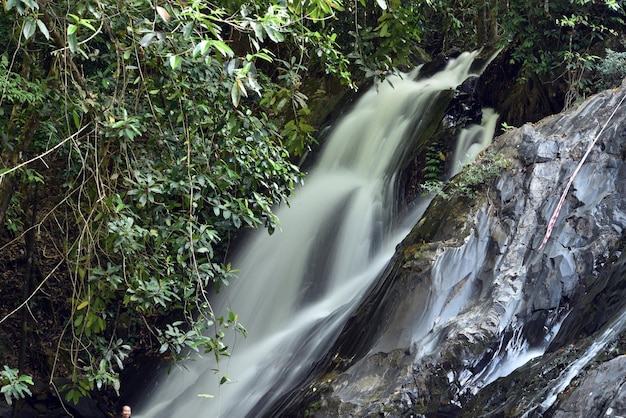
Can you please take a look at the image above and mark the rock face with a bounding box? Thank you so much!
[551,355,626,418]
[283,84,626,416]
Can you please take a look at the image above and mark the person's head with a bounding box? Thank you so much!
[121,405,132,418]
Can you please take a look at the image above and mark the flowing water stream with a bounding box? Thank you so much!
[536,306,626,414]
[136,51,497,418]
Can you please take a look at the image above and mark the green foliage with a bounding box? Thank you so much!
[423,143,446,182]
[422,152,509,200]
[422,0,482,51]
[414,0,625,108]
[594,48,626,90]
[6,0,622,408]
[346,1,425,80]
[495,0,624,95]
[0,366,33,405]
[2,0,422,407]
[0,56,44,106]
[501,122,516,131]
[4,193,24,233]
[59,337,130,402]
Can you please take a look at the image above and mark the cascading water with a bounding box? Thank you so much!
[539,308,626,411]
[451,108,498,176]
[135,51,496,418]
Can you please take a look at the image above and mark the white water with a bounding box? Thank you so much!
[537,306,626,413]
[451,108,499,176]
[136,51,496,418]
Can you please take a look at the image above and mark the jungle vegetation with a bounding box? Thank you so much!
[0,0,624,407]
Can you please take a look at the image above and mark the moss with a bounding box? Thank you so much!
[303,401,321,416]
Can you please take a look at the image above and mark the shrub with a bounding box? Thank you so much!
[595,48,626,90]
[0,366,33,405]
[421,152,509,200]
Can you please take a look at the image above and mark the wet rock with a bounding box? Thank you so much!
[551,355,626,418]
[518,125,561,164]
[443,76,483,128]
[282,84,626,416]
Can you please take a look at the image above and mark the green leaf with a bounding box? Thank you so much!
[5,0,17,11]
[231,82,241,107]
[168,55,181,70]
[36,19,50,40]
[72,110,81,129]
[67,24,78,35]
[22,18,36,40]
[210,40,234,58]
[192,40,208,58]
[68,33,78,53]
[78,19,96,32]
[379,22,389,37]
[22,0,37,9]
[265,26,284,43]
[254,51,274,62]
[182,22,194,39]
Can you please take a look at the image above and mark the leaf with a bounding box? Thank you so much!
[182,22,194,39]
[376,0,388,10]
[379,22,389,37]
[265,26,284,43]
[72,109,81,129]
[169,55,181,70]
[210,40,234,58]
[115,354,124,370]
[192,40,208,58]
[254,51,274,62]
[5,0,17,12]
[241,61,252,75]
[68,32,78,52]
[251,22,264,42]
[35,19,50,40]
[67,24,78,35]
[77,300,89,310]
[78,19,96,32]
[247,76,262,96]
[22,18,36,40]
[226,59,237,76]
[22,0,37,10]
[156,5,170,23]
[139,32,156,48]
[231,82,241,107]
[236,78,247,97]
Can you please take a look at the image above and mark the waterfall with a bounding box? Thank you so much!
[451,108,498,176]
[135,51,496,418]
